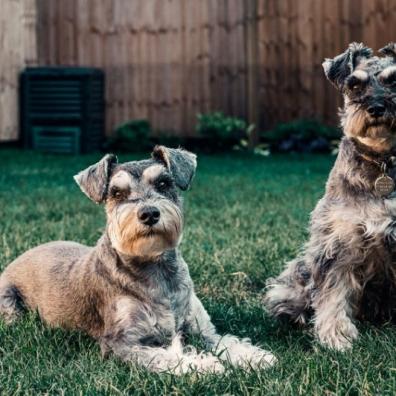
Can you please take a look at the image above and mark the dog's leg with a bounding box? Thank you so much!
[102,333,224,375]
[0,276,23,324]
[185,293,276,368]
[312,276,358,351]
[264,258,311,324]
[100,297,224,375]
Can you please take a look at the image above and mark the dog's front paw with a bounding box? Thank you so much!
[316,319,358,351]
[216,335,277,369]
[142,335,224,375]
[171,353,225,375]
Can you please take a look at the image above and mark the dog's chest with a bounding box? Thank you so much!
[358,199,396,274]
[148,269,192,330]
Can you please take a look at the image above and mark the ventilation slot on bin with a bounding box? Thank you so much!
[32,126,81,154]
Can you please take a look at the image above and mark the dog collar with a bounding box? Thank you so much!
[352,138,396,163]
[351,138,396,197]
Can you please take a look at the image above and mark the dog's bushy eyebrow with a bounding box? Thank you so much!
[109,170,133,190]
[379,66,396,80]
[350,70,369,80]
[141,164,167,182]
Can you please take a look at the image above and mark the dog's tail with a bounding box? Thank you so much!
[0,275,23,324]
[263,258,312,325]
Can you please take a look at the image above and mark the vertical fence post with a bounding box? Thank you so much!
[245,0,259,148]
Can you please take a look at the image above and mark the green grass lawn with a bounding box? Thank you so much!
[1,148,396,395]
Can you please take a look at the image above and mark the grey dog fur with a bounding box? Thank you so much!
[0,146,275,374]
[265,42,396,350]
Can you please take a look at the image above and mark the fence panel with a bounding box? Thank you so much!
[2,0,396,141]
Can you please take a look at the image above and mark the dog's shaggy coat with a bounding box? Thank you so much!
[0,146,275,374]
[265,42,396,350]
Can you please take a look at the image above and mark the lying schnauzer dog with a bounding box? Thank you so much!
[265,42,396,350]
[0,146,275,374]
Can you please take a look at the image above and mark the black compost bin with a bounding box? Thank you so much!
[20,67,105,154]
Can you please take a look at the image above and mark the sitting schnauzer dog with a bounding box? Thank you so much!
[0,146,275,374]
[265,42,396,351]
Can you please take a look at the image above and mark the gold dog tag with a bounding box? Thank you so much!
[375,173,395,197]
[374,162,395,197]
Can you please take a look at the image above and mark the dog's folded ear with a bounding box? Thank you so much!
[152,146,197,190]
[323,42,373,89]
[74,154,118,203]
[379,42,396,60]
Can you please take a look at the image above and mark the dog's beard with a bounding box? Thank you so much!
[341,104,396,151]
[107,199,183,258]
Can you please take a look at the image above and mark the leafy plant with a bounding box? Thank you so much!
[196,112,247,148]
[263,119,341,153]
[106,119,152,152]
[196,112,271,155]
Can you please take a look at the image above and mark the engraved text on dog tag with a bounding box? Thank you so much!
[375,175,395,197]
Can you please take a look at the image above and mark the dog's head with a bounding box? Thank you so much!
[323,42,396,150]
[74,146,197,258]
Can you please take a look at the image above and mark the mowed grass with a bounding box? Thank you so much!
[0,148,396,395]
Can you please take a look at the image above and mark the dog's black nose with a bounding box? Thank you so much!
[367,104,385,118]
[138,206,160,226]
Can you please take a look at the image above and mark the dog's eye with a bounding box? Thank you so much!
[383,74,396,87]
[157,181,169,189]
[155,178,172,191]
[110,187,126,199]
[347,77,365,92]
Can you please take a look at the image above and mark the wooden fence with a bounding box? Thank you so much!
[2,0,396,141]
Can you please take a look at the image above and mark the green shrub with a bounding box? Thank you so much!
[264,119,340,142]
[196,112,247,146]
[263,119,341,153]
[107,119,151,152]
